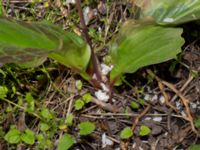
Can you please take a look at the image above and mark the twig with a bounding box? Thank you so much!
[81,113,187,120]
[156,74,179,112]
[147,69,198,134]
[171,74,194,102]
[75,0,102,82]
[91,97,119,113]
[131,105,151,131]
[161,80,197,134]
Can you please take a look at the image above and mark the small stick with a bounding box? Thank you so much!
[147,69,197,134]
[154,73,179,112]
[131,105,151,131]
[91,97,119,113]
[161,80,197,134]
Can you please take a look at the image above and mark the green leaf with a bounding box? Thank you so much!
[25,92,35,112]
[130,101,140,109]
[82,93,92,103]
[58,134,75,150]
[135,0,200,25]
[0,1,2,16]
[21,129,35,145]
[78,121,95,136]
[110,21,184,82]
[0,17,90,71]
[190,144,200,150]
[194,117,200,128]
[74,99,85,110]
[65,113,74,126]
[75,80,83,90]
[40,108,53,120]
[139,125,151,136]
[120,127,133,139]
[0,86,8,98]
[40,122,50,131]
[4,129,21,144]
[48,32,91,71]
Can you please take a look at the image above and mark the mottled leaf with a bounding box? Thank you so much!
[110,21,184,82]
[135,0,200,25]
[0,17,90,71]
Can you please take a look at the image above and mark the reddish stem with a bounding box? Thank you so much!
[75,0,102,82]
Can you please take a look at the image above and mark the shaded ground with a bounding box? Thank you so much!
[0,0,200,150]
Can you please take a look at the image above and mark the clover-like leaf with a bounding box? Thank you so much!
[0,86,8,98]
[139,125,151,136]
[135,0,200,25]
[78,121,95,136]
[110,21,184,82]
[4,128,21,144]
[58,134,75,150]
[74,99,85,111]
[21,129,35,145]
[120,127,133,139]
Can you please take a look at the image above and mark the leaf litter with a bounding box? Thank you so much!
[0,0,200,149]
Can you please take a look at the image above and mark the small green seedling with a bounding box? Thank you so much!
[65,113,74,126]
[0,86,8,98]
[120,127,133,139]
[82,93,92,103]
[139,125,151,136]
[130,101,140,109]
[78,121,96,136]
[74,99,85,110]
[21,129,35,145]
[58,134,76,150]
[4,128,21,144]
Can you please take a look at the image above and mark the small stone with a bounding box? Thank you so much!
[153,117,162,122]
[95,90,109,102]
[101,63,113,75]
[66,0,75,4]
[159,95,165,104]
[102,133,113,148]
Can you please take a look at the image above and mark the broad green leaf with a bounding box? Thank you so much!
[0,1,2,16]
[110,21,184,82]
[0,86,8,98]
[120,127,133,139]
[139,125,151,136]
[78,121,95,136]
[48,33,91,71]
[0,17,90,71]
[190,144,200,150]
[4,129,21,144]
[58,134,75,150]
[21,129,35,145]
[194,117,200,128]
[135,0,200,25]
